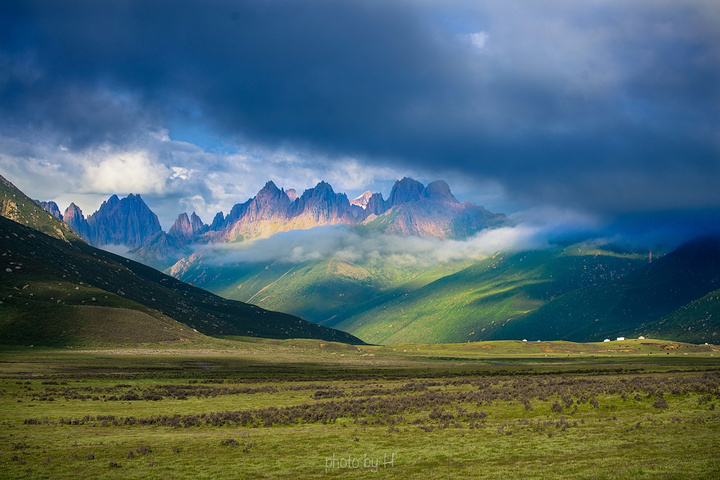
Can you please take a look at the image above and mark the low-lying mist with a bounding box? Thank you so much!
[196,207,601,268]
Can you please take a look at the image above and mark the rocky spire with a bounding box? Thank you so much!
[169,212,208,240]
[37,200,63,220]
[388,177,425,206]
[422,180,458,203]
[63,203,90,240]
[86,194,162,248]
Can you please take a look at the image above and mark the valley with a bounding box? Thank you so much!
[3,3,718,479]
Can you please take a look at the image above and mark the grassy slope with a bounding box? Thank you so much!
[172,252,474,327]
[0,175,82,243]
[0,260,206,347]
[498,236,720,343]
[334,247,646,344]
[641,287,720,343]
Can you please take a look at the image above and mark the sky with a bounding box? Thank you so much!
[1,0,719,243]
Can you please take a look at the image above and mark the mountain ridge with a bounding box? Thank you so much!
[47,177,508,268]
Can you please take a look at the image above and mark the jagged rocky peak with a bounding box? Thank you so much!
[226,200,251,224]
[388,177,425,206]
[63,202,83,219]
[169,212,207,239]
[365,193,387,216]
[252,181,291,210]
[257,180,282,199]
[422,180,458,203]
[190,212,207,235]
[302,181,336,199]
[85,193,162,248]
[209,211,225,231]
[103,194,120,209]
[285,188,299,202]
[293,181,353,219]
[171,212,190,232]
[350,191,373,209]
[63,202,90,240]
[36,200,63,219]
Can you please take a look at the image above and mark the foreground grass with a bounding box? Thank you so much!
[1,339,719,479]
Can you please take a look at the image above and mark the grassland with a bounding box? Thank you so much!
[1,338,720,479]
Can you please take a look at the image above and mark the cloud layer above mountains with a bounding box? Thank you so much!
[1,0,719,237]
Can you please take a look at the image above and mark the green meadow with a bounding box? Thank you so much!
[1,338,719,479]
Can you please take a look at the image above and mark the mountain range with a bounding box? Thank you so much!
[0,175,362,346]
[38,177,507,269]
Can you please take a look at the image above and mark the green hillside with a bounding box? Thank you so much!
[171,251,473,327]
[641,288,720,343]
[497,237,720,343]
[331,246,646,344]
[173,243,648,345]
[0,176,363,346]
[0,268,205,347]
[169,226,720,346]
[0,175,82,243]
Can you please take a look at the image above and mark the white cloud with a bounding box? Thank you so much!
[170,166,192,180]
[82,149,170,194]
[465,31,489,49]
[0,128,506,233]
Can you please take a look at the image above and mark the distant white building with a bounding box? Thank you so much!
[617,337,625,341]
[603,339,611,342]
[522,339,527,342]
[638,336,645,340]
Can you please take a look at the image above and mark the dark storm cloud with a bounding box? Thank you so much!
[1,0,719,217]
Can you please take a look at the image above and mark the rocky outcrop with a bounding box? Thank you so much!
[85,194,162,248]
[285,188,299,202]
[128,211,211,269]
[365,193,387,216]
[388,177,425,206]
[169,212,208,241]
[363,179,506,238]
[289,181,364,226]
[63,203,90,241]
[209,211,225,231]
[350,191,373,209]
[37,200,63,220]
[422,180,458,203]
[225,181,293,241]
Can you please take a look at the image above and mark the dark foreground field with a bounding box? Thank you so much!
[1,338,719,479]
